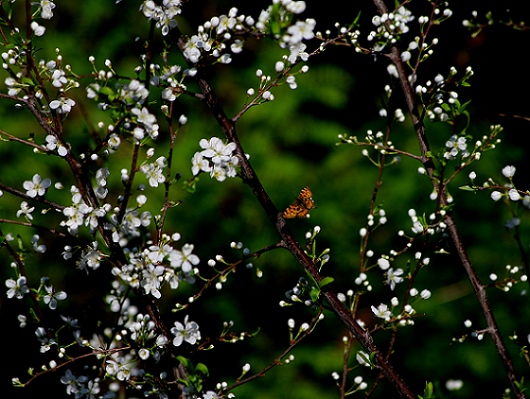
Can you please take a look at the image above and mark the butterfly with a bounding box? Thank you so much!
[283,187,316,219]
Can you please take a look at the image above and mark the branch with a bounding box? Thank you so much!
[371,1,525,396]
[0,182,65,211]
[174,33,417,398]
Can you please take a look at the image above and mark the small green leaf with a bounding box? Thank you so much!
[177,356,190,368]
[98,86,115,97]
[268,3,282,36]
[422,381,434,398]
[195,363,209,376]
[184,178,197,193]
[458,184,477,192]
[309,286,321,302]
[319,276,334,288]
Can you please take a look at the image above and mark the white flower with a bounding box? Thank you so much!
[387,64,399,78]
[200,137,236,164]
[446,379,463,391]
[170,244,200,273]
[43,285,67,310]
[203,391,220,399]
[23,174,51,197]
[140,0,181,36]
[508,189,521,202]
[371,303,392,320]
[132,107,158,134]
[386,268,404,290]
[141,264,165,299]
[51,69,67,87]
[502,165,516,178]
[45,135,68,156]
[171,315,201,346]
[490,191,502,201]
[49,97,76,114]
[40,0,56,19]
[182,35,203,63]
[377,257,390,270]
[31,21,46,36]
[120,79,149,104]
[356,351,370,367]
[191,152,211,175]
[6,276,30,299]
[401,51,411,62]
[444,135,469,159]
[283,18,316,46]
[140,162,166,187]
[420,289,431,299]
[17,201,35,220]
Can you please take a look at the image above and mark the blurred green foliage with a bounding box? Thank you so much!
[1,1,530,398]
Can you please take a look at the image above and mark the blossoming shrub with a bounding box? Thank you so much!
[1,1,529,399]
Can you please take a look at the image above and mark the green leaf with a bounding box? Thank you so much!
[309,286,321,302]
[98,86,115,97]
[195,363,209,376]
[459,99,472,112]
[21,77,35,86]
[422,381,434,398]
[458,184,477,191]
[184,178,197,193]
[268,3,282,37]
[177,356,190,368]
[319,276,334,288]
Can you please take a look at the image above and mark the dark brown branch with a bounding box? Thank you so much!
[0,182,65,211]
[175,33,417,398]
[371,1,524,396]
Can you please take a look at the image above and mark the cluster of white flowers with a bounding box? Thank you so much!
[131,106,159,140]
[157,65,185,102]
[61,186,110,235]
[490,165,530,210]
[105,354,136,381]
[4,75,24,96]
[140,0,182,36]
[111,236,199,298]
[140,156,167,187]
[60,370,104,398]
[108,208,152,246]
[368,6,415,49]
[75,242,105,272]
[282,18,316,47]
[181,7,249,64]
[192,137,239,182]
[181,2,313,65]
[120,79,149,105]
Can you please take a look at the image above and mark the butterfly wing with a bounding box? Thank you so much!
[298,187,316,211]
[283,199,308,219]
[283,187,316,219]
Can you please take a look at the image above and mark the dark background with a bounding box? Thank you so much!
[1,1,530,398]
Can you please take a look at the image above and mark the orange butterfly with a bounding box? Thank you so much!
[283,187,316,219]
